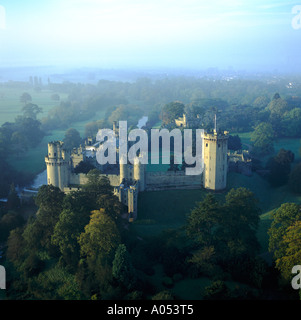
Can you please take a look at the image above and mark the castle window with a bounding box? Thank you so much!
[218,144,220,148]
[206,143,208,147]
[54,153,57,157]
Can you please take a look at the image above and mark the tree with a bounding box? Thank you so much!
[267,93,289,116]
[6,227,25,265]
[152,290,175,300]
[251,122,274,155]
[161,101,185,125]
[20,92,32,104]
[289,163,301,194]
[266,149,294,187]
[63,128,82,150]
[21,103,42,120]
[253,96,270,109]
[275,221,301,280]
[0,211,24,242]
[6,183,20,210]
[203,280,230,300]
[52,209,86,268]
[78,209,121,266]
[25,185,65,252]
[268,203,301,264]
[82,170,114,200]
[221,188,261,258]
[51,189,98,268]
[186,194,221,247]
[228,135,242,151]
[112,244,137,291]
[35,185,64,217]
[281,108,301,137]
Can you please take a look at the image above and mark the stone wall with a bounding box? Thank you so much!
[69,173,121,187]
[145,171,203,191]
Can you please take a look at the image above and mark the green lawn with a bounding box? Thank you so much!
[0,87,68,125]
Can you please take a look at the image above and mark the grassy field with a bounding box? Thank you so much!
[0,87,68,125]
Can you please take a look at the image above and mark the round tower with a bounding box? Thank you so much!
[45,141,70,191]
[119,163,128,184]
[134,155,146,192]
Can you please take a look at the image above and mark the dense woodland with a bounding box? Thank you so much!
[1,171,300,300]
[1,75,301,299]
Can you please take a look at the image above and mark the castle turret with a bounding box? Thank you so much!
[120,163,128,184]
[133,155,146,192]
[202,130,228,191]
[45,141,70,191]
[128,185,138,221]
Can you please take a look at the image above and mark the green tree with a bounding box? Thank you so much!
[268,203,301,263]
[6,227,25,265]
[186,193,221,247]
[23,185,65,252]
[22,103,42,120]
[112,244,137,290]
[52,190,96,267]
[267,93,289,116]
[228,135,242,151]
[161,101,185,125]
[20,92,32,104]
[221,188,261,258]
[275,221,301,280]
[281,108,301,137]
[152,290,175,300]
[203,280,230,300]
[266,149,294,187]
[35,185,64,218]
[288,163,301,194]
[251,122,274,155]
[63,128,82,150]
[79,209,121,266]
[6,183,21,211]
[0,211,24,242]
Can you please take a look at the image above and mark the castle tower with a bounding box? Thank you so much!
[202,129,228,191]
[128,185,138,221]
[45,141,70,191]
[120,163,128,184]
[133,155,146,192]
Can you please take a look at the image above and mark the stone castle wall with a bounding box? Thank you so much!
[145,171,203,191]
[69,173,121,187]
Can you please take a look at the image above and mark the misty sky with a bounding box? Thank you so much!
[0,0,300,72]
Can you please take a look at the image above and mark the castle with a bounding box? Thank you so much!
[45,125,229,221]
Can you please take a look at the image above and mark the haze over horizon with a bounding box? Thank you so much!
[0,0,301,74]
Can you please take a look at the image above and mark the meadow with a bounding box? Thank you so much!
[0,87,68,126]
